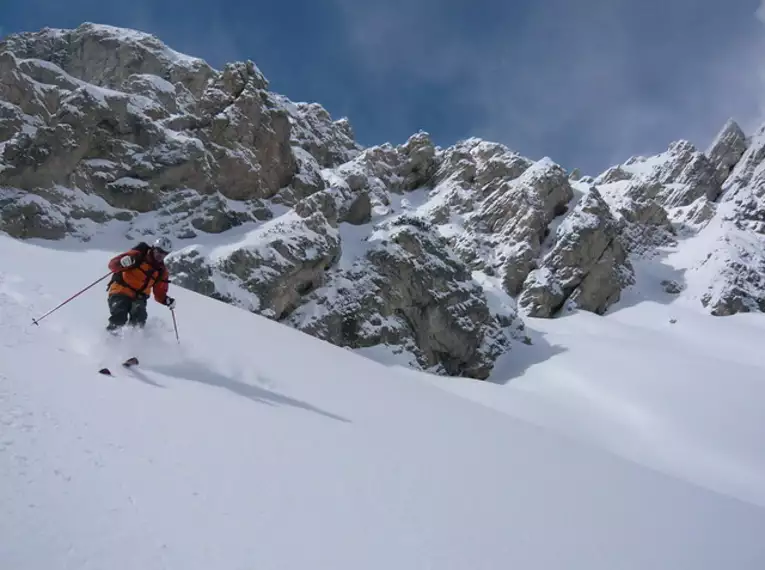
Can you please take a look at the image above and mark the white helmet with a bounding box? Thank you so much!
[153,236,173,253]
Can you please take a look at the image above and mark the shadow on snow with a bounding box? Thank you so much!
[146,360,352,424]
[488,324,567,385]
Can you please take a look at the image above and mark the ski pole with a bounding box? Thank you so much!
[32,272,112,326]
[170,308,180,344]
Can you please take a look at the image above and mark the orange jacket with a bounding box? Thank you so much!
[107,245,169,303]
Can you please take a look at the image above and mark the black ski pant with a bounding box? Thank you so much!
[107,293,148,330]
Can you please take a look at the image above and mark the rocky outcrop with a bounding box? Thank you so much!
[292,183,372,227]
[168,210,341,319]
[599,140,722,225]
[1,23,217,94]
[699,237,765,316]
[0,23,340,230]
[590,138,731,271]
[285,100,361,168]
[718,123,765,215]
[288,216,512,379]
[518,189,633,316]
[333,131,439,201]
[595,179,676,253]
[0,188,70,239]
[625,140,721,209]
[594,165,633,185]
[691,124,765,316]
[587,117,765,318]
[431,138,533,194]
[706,119,748,185]
[465,157,573,294]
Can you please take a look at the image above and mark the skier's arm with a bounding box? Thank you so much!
[152,268,170,304]
[108,249,140,272]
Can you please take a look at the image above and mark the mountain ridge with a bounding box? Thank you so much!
[2,22,763,378]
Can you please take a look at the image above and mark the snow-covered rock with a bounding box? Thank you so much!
[689,124,765,316]
[594,165,633,185]
[595,179,676,253]
[0,188,71,239]
[607,142,720,224]
[0,23,333,229]
[285,101,362,168]
[169,210,341,319]
[598,139,722,233]
[288,215,512,379]
[332,131,439,200]
[293,184,371,227]
[518,189,633,317]
[651,140,722,207]
[699,230,765,316]
[432,138,533,195]
[720,123,765,210]
[587,118,765,318]
[2,23,216,95]
[465,156,573,295]
[706,119,748,185]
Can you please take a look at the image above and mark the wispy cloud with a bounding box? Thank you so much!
[757,0,765,23]
[331,0,480,85]
[333,0,765,174]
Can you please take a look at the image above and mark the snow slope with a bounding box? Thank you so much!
[403,251,765,508]
[417,303,765,507]
[2,233,765,569]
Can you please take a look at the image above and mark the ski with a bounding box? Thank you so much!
[98,357,139,376]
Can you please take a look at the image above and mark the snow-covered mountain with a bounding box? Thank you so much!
[3,23,765,569]
[2,23,765,380]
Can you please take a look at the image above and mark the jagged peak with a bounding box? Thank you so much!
[401,130,434,150]
[76,22,161,41]
[513,156,566,182]
[667,139,698,155]
[295,101,331,118]
[450,136,514,155]
[76,23,208,67]
[719,117,744,135]
[2,22,214,78]
[405,129,432,141]
[533,156,561,169]
[594,164,633,185]
[706,118,746,154]
[706,118,749,187]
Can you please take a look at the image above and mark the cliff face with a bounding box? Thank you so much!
[2,23,763,378]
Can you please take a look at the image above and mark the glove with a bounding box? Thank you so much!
[120,255,134,268]
[165,296,176,310]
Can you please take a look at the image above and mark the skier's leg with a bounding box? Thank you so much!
[107,294,132,331]
[129,297,148,328]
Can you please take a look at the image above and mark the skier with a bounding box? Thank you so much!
[105,237,176,332]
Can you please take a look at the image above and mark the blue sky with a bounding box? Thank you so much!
[3,0,765,174]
